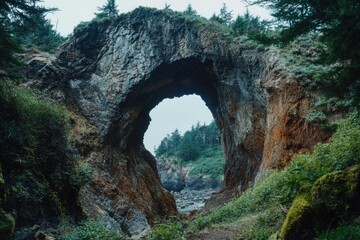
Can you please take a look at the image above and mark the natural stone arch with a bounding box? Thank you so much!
[24,7,327,234]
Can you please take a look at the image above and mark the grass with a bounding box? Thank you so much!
[316,217,360,240]
[0,81,83,227]
[185,112,360,238]
[62,219,125,240]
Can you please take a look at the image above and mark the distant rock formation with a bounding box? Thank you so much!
[22,7,328,237]
[157,157,223,192]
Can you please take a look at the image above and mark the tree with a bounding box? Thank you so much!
[247,0,360,107]
[95,0,119,19]
[11,9,64,52]
[164,3,171,10]
[0,0,52,77]
[210,3,233,25]
[183,4,197,16]
[232,9,268,35]
[219,3,233,25]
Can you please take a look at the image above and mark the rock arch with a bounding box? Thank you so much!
[25,7,327,234]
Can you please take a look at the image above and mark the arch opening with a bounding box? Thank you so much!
[144,95,225,213]
[102,57,265,220]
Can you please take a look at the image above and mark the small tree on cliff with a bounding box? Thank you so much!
[184,4,197,16]
[95,0,119,19]
[0,0,57,78]
[210,3,233,25]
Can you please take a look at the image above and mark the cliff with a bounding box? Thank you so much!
[21,7,328,237]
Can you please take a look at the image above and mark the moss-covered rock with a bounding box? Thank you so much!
[279,186,313,239]
[280,165,360,239]
[0,210,15,240]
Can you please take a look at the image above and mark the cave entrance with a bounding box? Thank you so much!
[144,94,225,213]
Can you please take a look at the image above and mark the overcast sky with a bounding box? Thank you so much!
[42,0,271,153]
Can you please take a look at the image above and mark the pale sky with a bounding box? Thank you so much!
[144,95,213,153]
[43,0,271,36]
[42,1,270,153]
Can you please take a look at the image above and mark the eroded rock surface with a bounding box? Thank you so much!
[23,7,327,236]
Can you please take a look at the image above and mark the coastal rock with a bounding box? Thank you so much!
[22,7,327,235]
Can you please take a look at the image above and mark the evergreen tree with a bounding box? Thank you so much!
[95,0,119,19]
[247,0,360,107]
[0,0,52,77]
[183,4,197,16]
[11,9,64,52]
[210,3,233,25]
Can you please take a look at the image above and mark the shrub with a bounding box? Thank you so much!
[147,221,185,240]
[63,219,124,240]
[0,82,82,227]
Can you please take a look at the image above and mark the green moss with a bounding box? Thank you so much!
[280,165,360,239]
[280,191,313,239]
[311,165,360,215]
[0,210,15,240]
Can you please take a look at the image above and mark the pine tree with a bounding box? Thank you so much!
[0,0,53,78]
[95,0,119,19]
[184,4,197,16]
[219,3,233,25]
[247,0,360,107]
[210,3,233,25]
[11,9,64,52]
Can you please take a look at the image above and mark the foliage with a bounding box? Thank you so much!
[0,82,81,226]
[317,217,360,240]
[189,112,360,237]
[189,148,224,180]
[210,3,233,25]
[247,0,360,108]
[183,4,197,16]
[11,9,65,52]
[232,9,268,36]
[63,219,124,240]
[0,0,51,76]
[147,221,185,240]
[95,0,118,19]
[155,121,224,180]
[280,165,360,239]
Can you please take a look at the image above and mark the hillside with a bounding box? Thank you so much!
[155,121,224,192]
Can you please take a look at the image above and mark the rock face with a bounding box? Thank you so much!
[157,157,223,192]
[23,7,327,235]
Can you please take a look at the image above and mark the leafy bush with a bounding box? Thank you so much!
[63,219,124,240]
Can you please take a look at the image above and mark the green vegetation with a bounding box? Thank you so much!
[95,0,119,19]
[317,217,360,240]
[155,121,224,180]
[0,81,84,228]
[148,112,360,239]
[248,0,360,108]
[11,9,65,52]
[63,219,124,240]
[147,221,185,240]
[0,209,15,240]
[210,3,233,25]
[280,165,360,239]
[1,0,64,59]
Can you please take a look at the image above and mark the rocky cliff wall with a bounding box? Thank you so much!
[23,7,327,236]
